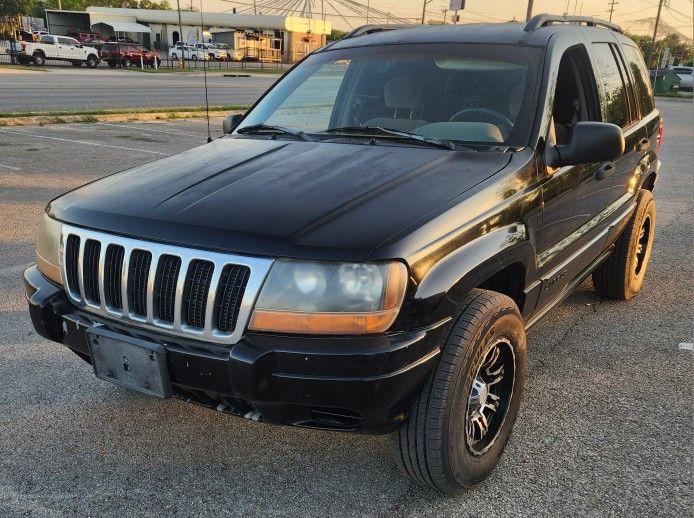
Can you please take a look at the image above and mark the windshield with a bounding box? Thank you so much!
[236,43,541,146]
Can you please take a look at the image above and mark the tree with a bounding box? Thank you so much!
[327,29,346,41]
[626,31,693,68]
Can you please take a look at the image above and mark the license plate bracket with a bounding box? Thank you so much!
[87,326,172,399]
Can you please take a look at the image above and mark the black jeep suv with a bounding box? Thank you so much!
[26,15,661,492]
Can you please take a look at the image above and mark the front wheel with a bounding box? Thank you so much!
[391,289,527,493]
[86,55,98,68]
[592,189,656,300]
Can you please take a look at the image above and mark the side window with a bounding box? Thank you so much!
[40,35,53,44]
[591,43,630,127]
[58,37,75,46]
[622,44,655,115]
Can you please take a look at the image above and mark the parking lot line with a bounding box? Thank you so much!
[0,129,169,156]
[96,122,202,138]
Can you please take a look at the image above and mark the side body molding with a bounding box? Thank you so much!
[414,224,533,304]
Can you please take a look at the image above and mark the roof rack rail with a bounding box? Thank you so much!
[524,14,623,34]
[343,24,417,39]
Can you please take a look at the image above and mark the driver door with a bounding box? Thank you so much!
[535,45,616,309]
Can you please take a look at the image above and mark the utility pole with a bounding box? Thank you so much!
[366,0,370,24]
[254,0,257,15]
[647,0,665,69]
[526,0,534,22]
[607,0,618,21]
[176,0,185,69]
[421,0,434,25]
[57,0,62,9]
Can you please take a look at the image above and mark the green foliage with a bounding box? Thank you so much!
[327,29,347,41]
[1,0,32,18]
[28,0,171,17]
[625,31,693,68]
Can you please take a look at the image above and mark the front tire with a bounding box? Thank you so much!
[592,189,656,300]
[391,289,527,493]
[86,55,98,68]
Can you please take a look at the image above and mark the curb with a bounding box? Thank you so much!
[0,110,244,127]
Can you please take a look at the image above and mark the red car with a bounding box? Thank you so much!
[100,42,161,68]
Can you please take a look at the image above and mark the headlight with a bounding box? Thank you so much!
[36,213,62,285]
[249,260,408,334]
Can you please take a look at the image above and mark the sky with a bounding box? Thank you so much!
[203,0,693,38]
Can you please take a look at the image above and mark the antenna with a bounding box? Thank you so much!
[199,0,212,143]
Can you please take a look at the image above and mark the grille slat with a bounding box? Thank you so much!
[183,260,214,329]
[65,235,81,295]
[128,250,152,317]
[215,265,250,333]
[104,245,125,309]
[154,255,182,323]
[83,239,101,304]
[61,226,268,344]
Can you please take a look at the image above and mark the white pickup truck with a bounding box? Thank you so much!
[11,35,100,67]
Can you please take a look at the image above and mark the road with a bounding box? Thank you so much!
[0,99,691,516]
[0,67,278,113]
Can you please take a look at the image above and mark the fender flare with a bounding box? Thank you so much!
[414,224,535,305]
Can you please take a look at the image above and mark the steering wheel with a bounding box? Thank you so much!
[448,107,514,138]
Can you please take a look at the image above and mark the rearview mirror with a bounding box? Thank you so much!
[223,113,244,134]
[547,122,624,167]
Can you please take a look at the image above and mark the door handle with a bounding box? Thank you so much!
[595,162,615,181]
[635,137,650,152]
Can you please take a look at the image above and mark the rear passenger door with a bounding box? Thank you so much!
[587,40,648,205]
[40,35,58,59]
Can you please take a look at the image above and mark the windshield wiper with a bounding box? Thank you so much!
[324,126,456,150]
[237,124,313,142]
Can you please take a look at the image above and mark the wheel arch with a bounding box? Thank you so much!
[414,224,536,316]
[642,171,657,191]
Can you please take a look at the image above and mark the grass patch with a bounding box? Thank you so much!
[0,63,48,72]
[0,105,250,119]
[128,65,287,75]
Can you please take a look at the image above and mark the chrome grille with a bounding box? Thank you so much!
[61,225,273,345]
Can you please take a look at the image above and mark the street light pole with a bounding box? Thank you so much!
[526,0,534,22]
[421,0,434,25]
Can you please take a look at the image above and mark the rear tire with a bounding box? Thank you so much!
[122,58,131,68]
[592,189,656,300]
[32,52,45,66]
[391,289,527,493]
[171,52,177,60]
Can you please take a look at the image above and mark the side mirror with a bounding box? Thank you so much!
[546,122,625,167]
[223,113,244,134]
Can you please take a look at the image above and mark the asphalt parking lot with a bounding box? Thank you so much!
[0,99,691,516]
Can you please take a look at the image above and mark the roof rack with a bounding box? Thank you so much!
[524,14,623,34]
[343,24,417,39]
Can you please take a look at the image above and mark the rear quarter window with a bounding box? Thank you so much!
[621,44,655,115]
[591,43,630,127]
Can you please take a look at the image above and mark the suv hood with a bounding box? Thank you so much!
[49,137,511,261]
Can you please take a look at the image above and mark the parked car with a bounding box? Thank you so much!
[13,34,100,67]
[168,42,209,61]
[26,14,662,493]
[68,32,99,43]
[82,37,106,54]
[101,42,161,68]
[193,42,227,61]
[211,42,243,61]
[670,65,693,91]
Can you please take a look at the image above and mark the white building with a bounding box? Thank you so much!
[45,7,331,62]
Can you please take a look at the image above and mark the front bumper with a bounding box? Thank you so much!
[25,265,447,434]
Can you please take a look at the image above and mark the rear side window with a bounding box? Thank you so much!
[40,35,53,44]
[591,43,631,127]
[622,44,655,115]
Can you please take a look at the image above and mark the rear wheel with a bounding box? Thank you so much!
[391,289,527,493]
[122,58,131,68]
[32,52,45,66]
[592,189,656,300]
[171,52,178,60]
